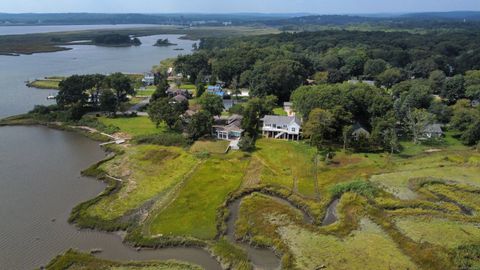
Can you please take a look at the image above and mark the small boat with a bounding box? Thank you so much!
[89,248,103,254]
[46,94,56,100]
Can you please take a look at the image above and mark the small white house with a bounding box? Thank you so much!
[261,115,302,140]
[142,73,155,86]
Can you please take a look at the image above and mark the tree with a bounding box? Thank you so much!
[465,70,480,100]
[376,68,405,88]
[56,75,89,107]
[68,102,86,121]
[442,75,465,104]
[364,59,388,78]
[198,92,224,116]
[99,89,118,115]
[249,60,307,102]
[238,135,256,152]
[151,77,169,101]
[85,74,107,106]
[148,98,181,129]
[107,73,134,103]
[241,96,277,137]
[428,70,446,95]
[303,108,335,150]
[186,110,213,140]
[405,108,435,144]
[196,83,206,98]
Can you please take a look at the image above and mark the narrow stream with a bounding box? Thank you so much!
[322,199,340,226]
[226,193,314,270]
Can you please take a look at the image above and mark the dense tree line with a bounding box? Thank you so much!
[175,30,480,102]
[93,34,141,46]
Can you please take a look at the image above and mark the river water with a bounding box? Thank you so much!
[0,24,162,36]
[0,34,194,118]
[0,28,224,270]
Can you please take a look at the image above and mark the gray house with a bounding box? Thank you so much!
[261,115,302,140]
[212,114,244,141]
[351,123,370,140]
[422,124,444,139]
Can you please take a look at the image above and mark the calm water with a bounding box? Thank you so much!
[0,30,222,270]
[0,126,220,270]
[0,34,194,118]
[0,24,161,36]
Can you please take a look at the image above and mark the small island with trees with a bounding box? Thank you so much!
[154,38,177,47]
[93,33,141,47]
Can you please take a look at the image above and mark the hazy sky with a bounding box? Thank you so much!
[0,0,479,14]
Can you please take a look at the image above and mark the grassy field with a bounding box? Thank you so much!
[98,116,161,137]
[148,152,249,239]
[254,139,319,196]
[395,216,480,249]
[279,218,418,270]
[136,86,156,97]
[46,249,202,270]
[86,145,199,221]
[27,77,63,89]
[53,113,480,269]
[189,140,230,154]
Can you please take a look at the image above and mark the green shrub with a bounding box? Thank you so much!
[453,244,480,270]
[134,132,187,147]
[77,117,120,134]
[330,180,378,199]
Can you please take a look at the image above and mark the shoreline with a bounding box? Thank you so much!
[0,114,321,270]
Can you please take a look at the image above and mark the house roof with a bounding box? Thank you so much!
[261,115,301,126]
[207,85,222,91]
[172,95,187,103]
[213,115,243,133]
[423,124,443,134]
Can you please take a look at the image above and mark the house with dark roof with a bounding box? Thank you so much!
[212,114,244,141]
[171,94,188,104]
[351,123,370,140]
[422,124,444,139]
[261,115,302,140]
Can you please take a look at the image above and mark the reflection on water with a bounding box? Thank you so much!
[0,126,220,270]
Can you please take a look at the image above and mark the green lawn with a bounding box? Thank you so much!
[136,86,156,97]
[28,78,62,89]
[190,140,230,154]
[148,152,249,239]
[179,84,196,90]
[254,139,319,196]
[273,107,287,116]
[98,116,161,137]
[87,145,199,220]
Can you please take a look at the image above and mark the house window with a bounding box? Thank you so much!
[283,125,287,128]
[273,124,277,128]
[292,128,296,132]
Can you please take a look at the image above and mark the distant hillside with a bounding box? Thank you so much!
[0,13,300,26]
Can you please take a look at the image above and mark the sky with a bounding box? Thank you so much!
[0,0,479,14]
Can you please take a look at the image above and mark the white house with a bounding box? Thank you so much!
[261,115,302,140]
[142,73,155,86]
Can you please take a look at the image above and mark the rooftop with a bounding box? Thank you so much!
[261,115,301,126]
